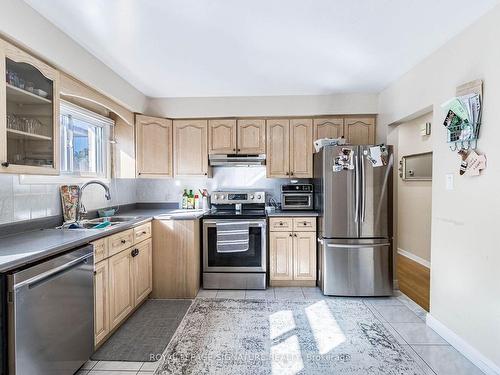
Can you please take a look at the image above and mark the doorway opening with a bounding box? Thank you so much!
[388,111,433,311]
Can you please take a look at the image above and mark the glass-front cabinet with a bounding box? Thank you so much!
[0,39,59,174]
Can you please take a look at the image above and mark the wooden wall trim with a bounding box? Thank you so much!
[60,73,134,126]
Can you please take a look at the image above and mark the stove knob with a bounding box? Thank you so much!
[257,195,262,200]
[249,194,254,200]
[220,195,225,200]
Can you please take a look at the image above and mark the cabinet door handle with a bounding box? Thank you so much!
[1,162,9,168]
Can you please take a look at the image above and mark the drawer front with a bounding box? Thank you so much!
[134,222,152,244]
[108,229,134,256]
[292,217,316,232]
[269,218,293,232]
[92,238,108,263]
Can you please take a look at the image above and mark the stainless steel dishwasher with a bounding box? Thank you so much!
[7,245,94,375]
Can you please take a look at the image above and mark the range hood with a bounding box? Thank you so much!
[209,154,266,167]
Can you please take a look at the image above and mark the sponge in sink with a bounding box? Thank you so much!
[93,221,112,229]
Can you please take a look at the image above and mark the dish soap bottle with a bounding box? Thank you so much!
[194,194,200,209]
[181,189,189,209]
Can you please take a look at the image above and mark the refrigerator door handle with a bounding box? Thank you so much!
[354,155,359,223]
[326,243,391,249]
[361,151,366,222]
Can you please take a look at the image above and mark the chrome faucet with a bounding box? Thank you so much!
[76,180,111,222]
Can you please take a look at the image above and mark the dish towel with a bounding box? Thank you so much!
[216,221,250,253]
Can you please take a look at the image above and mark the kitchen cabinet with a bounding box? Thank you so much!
[136,114,173,178]
[269,231,293,281]
[173,119,208,176]
[108,248,134,329]
[266,119,289,178]
[94,259,110,346]
[293,231,316,281]
[152,219,200,298]
[112,115,136,178]
[269,217,317,286]
[344,117,375,145]
[132,238,153,306]
[0,39,60,175]
[92,222,152,346]
[267,118,313,178]
[290,119,313,178]
[313,117,344,141]
[237,119,266,154]
[208,119,237,154]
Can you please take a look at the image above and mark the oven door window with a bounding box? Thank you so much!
[283,195,311,207]
[207,226,262,267]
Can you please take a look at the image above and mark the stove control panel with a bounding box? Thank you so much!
[212,191,265,204]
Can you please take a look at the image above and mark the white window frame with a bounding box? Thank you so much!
[20,100,113,185]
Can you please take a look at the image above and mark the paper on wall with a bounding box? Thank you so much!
[464,150,486,176]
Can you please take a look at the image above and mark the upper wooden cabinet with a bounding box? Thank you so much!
[290,119,313,178]
[266,119,290,178]
[173,119,208,177]
[313,117,344,141]
[0,40,60,175]
[237,119,266,154]
[344,117,375,145]
[135,115,172,178]
[267,118,313,178]
[208,119,236,154]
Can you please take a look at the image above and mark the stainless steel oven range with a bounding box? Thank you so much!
[202,191,267,289]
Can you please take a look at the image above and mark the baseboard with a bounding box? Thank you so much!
[393,279,399,290]
[426,314,500,375]
[397,248,431,269]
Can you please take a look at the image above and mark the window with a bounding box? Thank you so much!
[60,100,112,178]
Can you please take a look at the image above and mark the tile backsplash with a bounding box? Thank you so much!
[0,167,304,225]
[136,167,294,205]
[0,175,137,225]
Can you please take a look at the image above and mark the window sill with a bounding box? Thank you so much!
[19,174,111,185]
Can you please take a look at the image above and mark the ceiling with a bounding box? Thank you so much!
[24,0,498,98]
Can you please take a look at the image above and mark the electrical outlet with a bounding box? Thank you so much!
[446,174,454,190]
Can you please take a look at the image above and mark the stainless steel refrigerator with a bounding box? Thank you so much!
[314,145,393,296]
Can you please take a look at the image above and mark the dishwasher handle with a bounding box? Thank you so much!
[14,252,93,290]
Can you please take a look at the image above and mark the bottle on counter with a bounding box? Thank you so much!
[194,194,200,210]
[187,189,194,209]
[181,189,188,209]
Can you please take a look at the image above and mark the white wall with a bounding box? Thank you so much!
[379,4,500,369]
[396,113,433,262]
[145,93,378,118]
[0,0,147,112]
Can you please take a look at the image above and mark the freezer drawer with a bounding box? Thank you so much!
[319,239,393,296]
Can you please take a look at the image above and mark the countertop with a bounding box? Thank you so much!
[0,207,319,273]
[0,207,206,273]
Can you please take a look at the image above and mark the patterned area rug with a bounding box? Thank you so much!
[156,298,426,374]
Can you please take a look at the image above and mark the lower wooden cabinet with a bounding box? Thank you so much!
[93,223,153,347]
[133,239,153,306]
[152,219,200,299]
[269,217,317,286]
[94,259,110,346]
[108,248,134,330]
[293,232,316,280]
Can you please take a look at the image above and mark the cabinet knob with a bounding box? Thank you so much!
[233,148,236,152]
[289,233,292,237]
[285,172,289,176]
[1,162,9,168]
[303,222,307,226]
[290,172,294,176]
[121,239,126,244]
[279,222,283,226]
[237,148,241,152]
[294,233,298,237]
[142,231,147,235]
[131,248,139,257]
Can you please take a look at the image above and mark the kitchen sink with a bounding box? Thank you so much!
[57,216,139,230]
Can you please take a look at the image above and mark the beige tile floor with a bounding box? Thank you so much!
[77,287,484,375]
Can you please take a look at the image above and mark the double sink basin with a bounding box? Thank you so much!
[58,216,139,230]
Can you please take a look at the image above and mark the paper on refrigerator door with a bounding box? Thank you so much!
[333,148,354,172]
